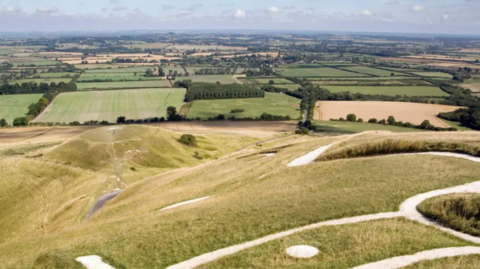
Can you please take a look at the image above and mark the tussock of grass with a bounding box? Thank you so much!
[417,194,480,237]
[31,250,84,269]
[317,133,480,162]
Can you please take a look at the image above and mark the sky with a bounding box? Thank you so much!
[0,0,479,35]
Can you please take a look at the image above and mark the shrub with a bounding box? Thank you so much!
[368,118,378,123]
[378,119,386,125]
[357,118,364,123]
[13,117,29,126]
[346,114,357,122]
[179,134,197,147]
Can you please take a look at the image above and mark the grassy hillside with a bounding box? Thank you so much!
[1,131,480,268]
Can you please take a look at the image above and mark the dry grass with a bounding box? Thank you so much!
[404,254,480,268]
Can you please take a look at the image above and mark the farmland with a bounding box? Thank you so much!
[85,66,155,73]
[186,75,239,84]
[410,72,453,78]
[78,73,163,82]
[77,80,171,90]
[10,78,73,84]
[340,66,406,76]
[0,94,42,124]
[315,101,461,127]
[322,86,449,97]
[35,88,186,123]
[279,66,367,77]
[254,78,294,84]
[188,92,301,119]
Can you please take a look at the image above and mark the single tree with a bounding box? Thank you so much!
[145,69,154,77]
[117,116,126,124]
[346,114,357,122]
[387,116,396,125]
[269,80,275,85]
[0,118,7,127]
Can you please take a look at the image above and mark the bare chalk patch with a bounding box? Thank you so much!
[76,255,116,269]
[286,245,319,258]
[160,196,211,211]
[287,143,337,167]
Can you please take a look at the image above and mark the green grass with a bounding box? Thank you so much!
[10,78,73,84]
[85,66,155,73]
[36,72,78,78]
[201,219,469,269]
[412,72,453,78]
[404,255,480,269]
[442,119,473,131]
[0,94,42,124]
[276,84,302,91]
[36,88,185,123]
[186,75,239,84]
[77,80,171,89]
[78,73,163,82]
[307,76,417,81]
[322,86,449,97]
[254,78,294,84]
[312,120,421,134]
[418,193,480,237]
[279,67,368,77]
[341,66,409,77]
[188,92,300,119]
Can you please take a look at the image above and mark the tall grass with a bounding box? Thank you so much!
[418,194,480,237]
[317,139,480,161]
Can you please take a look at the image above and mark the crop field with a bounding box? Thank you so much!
[187,75,239,84]
[461,79,480,92]
[340,66,408,77]
[315,101,461,127]
[254,78,294,84]
[279,66,368,77]
[411,72,453,78]
[275,84,302,90]
[77,80,171,90]
[188,92,301,119]
[155,121,297,133]
[35,88,186,123]
[166,44,248,51]
[0,94,42,124]
[10,78,73,84]
[311,120,420,134]
[307,76,417,81]
[323,86,449,97]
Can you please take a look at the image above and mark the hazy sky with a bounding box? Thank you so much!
[0,0,479,34]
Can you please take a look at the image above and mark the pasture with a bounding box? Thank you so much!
[77,80,171,90]
[323,86,449,97]
[279,66,368,77]
[85,66,155,73]
[187,75,239,84]
[307,76,417,81]
[188,92,300,119]
[78,73,163,82]
[254,78,294,84]
[315,101,460,127]
[311,120,420,134]
[411,72,453,78]
[35,88,186,123]
[0,94,42,124]
[340,66,407,77]
[10,78,73,84]
[36,72,78,78]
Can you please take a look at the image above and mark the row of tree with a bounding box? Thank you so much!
[175,80,264,102]
[438,107,480,130]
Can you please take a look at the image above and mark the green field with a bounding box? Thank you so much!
[189,92,300,119]
[36,72,78,78]
[0,94,42,124]
[323,85,449,97]
[341,66,409,77]
[10,78,73,84]
[279,67,368,77]
[411,72,453,78]
[312,120,421,134]
[187,75,239,84]
[77,80,171,89]
[85,66,155,73]
[275,84,302,90]
[254,78,294,84]
[35,88,186,123]
[79,73,163,82]
[308,76,417,81]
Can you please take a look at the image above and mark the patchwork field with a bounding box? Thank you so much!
[188,92,301,119]
[0,94,42,124]
[411,72,453,78]
[85,66,155,73]
[36,72,79,78]
[78,73,163,82]
[77,80,171,90]
[323,86,449,97]
[254,78,294,84]
[10,78,73,84]
[35,88,186,123]
[315,101,461,127]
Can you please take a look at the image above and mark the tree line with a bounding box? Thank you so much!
[438,107,480,130]
[175,80,264,102]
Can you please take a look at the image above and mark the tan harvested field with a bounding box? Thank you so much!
[406,54,479,62]
[0,126,98,144]
[166,44,248,51]
[461,83,480,92]
[61,53,182,64]
[153,121,296,135]
[315,101,461,127]
[380,57,480,69]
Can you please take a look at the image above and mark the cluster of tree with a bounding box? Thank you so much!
[47,64,76,73]
[179,81,264,102]
[230,109,245,113]
[438,107,480,130]
[329,114,457,132]
[112,58,156,64]
[194,67,233,75]
[0,80,77,95]
[116,116,166,124]
[204,113,291,121]
[179,134,197,147]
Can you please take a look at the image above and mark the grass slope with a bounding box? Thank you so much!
[0,94,42,124]
[36,88,185,123]
[188,92,300,119]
